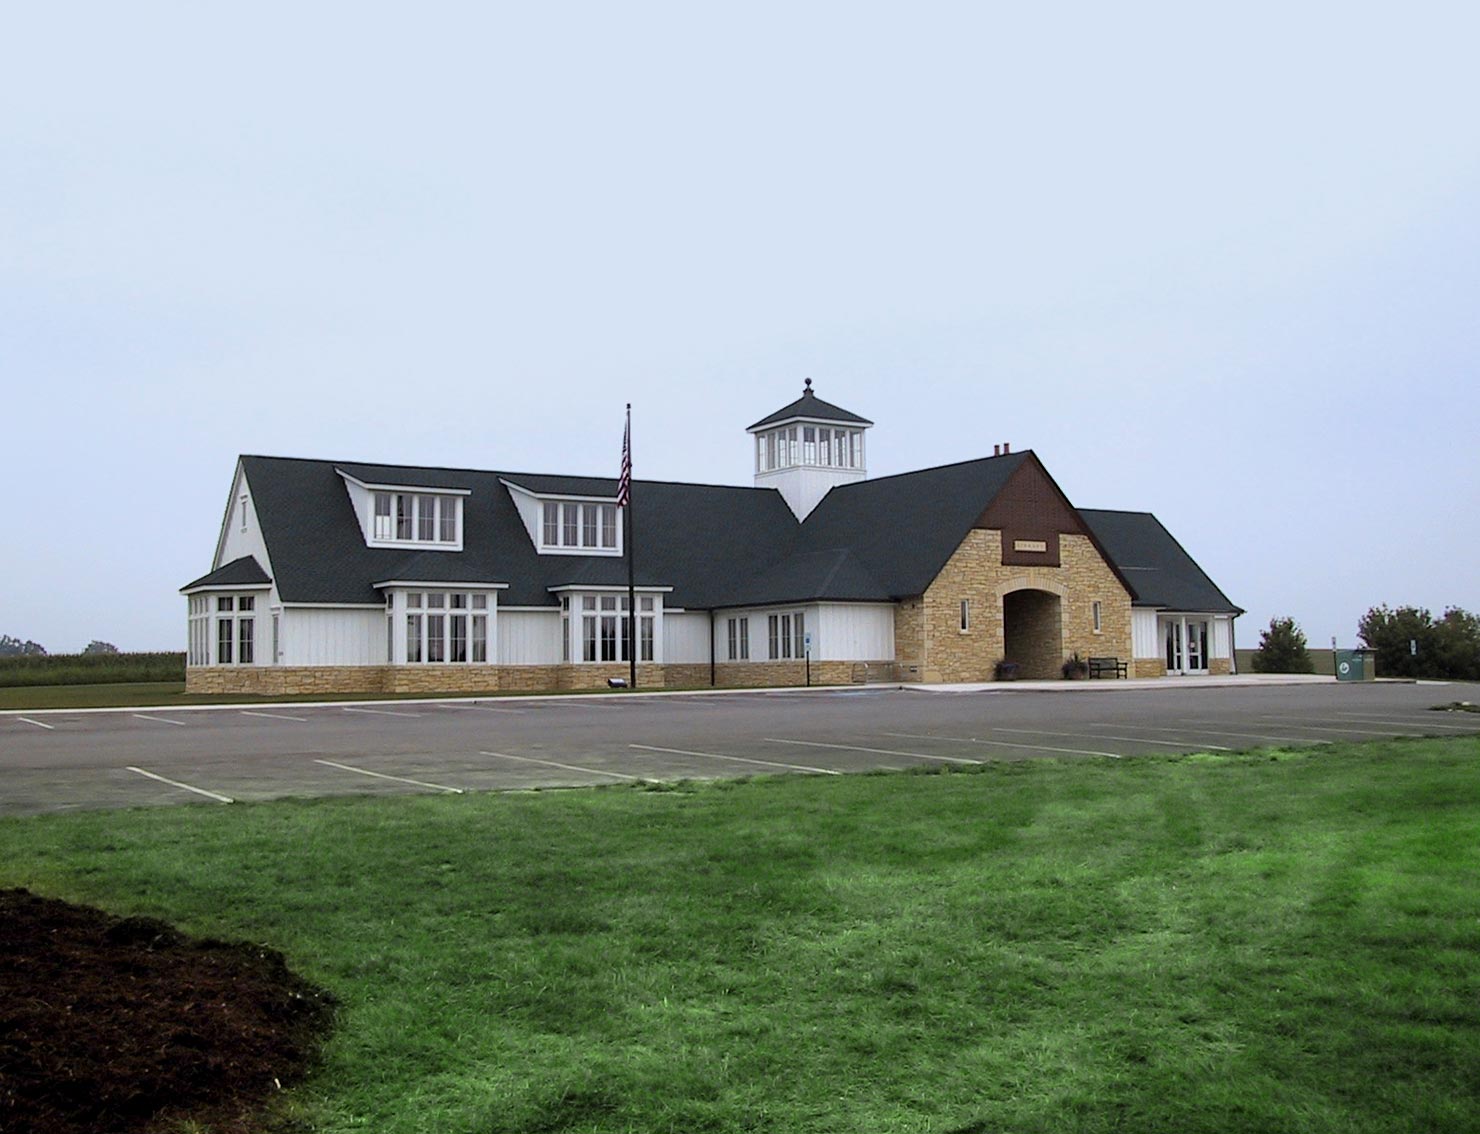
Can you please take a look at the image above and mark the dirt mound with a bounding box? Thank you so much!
[0,888,335,1134]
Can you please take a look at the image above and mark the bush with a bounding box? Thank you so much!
[0,652,185,687]
[1359,605,1480,680]
[1251,617,1315,673]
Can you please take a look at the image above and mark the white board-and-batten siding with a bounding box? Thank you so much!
[664,612,712,665]
[498,610,562,665]
[813,603,894,660]
[281,608,387,665]
[1132,609,1160,660]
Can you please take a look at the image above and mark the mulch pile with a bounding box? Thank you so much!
[0,888,335,1134]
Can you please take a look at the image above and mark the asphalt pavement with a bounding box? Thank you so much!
[2,678,1477,816]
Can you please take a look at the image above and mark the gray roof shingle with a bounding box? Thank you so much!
[200,453,1237,617]
[747,383,873,431]
[1078,509,1243,614]
[181,555,272,592]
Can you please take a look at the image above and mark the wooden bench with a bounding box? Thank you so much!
[1088,656,1128,679]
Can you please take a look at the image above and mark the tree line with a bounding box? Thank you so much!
[1253,606,1480,680]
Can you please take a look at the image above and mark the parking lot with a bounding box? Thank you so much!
[2,680,1477,816]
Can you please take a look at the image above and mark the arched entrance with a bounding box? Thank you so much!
[1002,588,1063,680]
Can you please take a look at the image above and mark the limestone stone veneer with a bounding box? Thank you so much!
[893,530,1133,683]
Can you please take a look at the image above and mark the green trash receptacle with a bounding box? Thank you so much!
[1335,649,1367,682]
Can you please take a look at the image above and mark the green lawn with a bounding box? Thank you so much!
[3,738,1478,1133]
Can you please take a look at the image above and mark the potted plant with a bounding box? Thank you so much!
[994,659,1020,681]
[1062,652,1089,680]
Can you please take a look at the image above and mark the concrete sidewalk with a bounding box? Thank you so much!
[904,673,1346,694]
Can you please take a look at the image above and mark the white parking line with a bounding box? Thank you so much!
[132,714,187,727]
[1328,714,1479,732]
[884,731,1122,759]
[437,703,526,714]
[1124,722,1313,745]
[342,706,421,718]
[313,759,462,792]
[765,737,981,765]
[630,743,840,776]
[1248,718,1396,737]
[15,717,55,730]
[240,710,309,722]
[125,766,233,803]
[477,750,640,780]
[983,725,1232,751]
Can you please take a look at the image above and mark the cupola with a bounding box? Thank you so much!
[747,379,873,519]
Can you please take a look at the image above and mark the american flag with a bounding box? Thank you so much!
[616,405,631,509]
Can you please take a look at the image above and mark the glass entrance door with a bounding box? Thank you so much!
[1186,620,1208,673]
[1164,620,1182,673]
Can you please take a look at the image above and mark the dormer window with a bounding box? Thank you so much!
[541,500,618,552]
[373,492,459,545]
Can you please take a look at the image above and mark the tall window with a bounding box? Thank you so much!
[401,591,491,664]
[542,501,619,552]
[767,611,806,659]
[573,594,655,663]
[1092,601,1103,633]
[960,599,970,633]
[377,493,459,545]
[205,594,257,665]
[727,616,749,660]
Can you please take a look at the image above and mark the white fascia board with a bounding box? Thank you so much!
[210,457,247,570]
[180,581,273,595]
[499,605,561,612]
[279,601,386,609]
[746,414,874,434]
[499,478,617,504]
[373,580,511,590]
[546,584,675,594]
[336,468,473,496]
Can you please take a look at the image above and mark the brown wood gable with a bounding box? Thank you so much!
[974,455,1087,567]
[970,454,1138,600]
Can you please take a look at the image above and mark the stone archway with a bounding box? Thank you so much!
[1001,588,1063,680]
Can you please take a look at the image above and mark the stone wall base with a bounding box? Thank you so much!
[1132,658,1167,679]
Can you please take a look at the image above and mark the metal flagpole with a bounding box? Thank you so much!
[618,405,636,689]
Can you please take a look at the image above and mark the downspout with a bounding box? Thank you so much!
[709,610,716,687]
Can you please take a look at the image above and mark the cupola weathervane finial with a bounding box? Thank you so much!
[803,377,813,396]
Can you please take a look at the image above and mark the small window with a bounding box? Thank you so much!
[1093,601,1103,634]
[217,596,234,612]
[543,502,559,545]
[374,493,393,539]
[960,599,970,633]
[239,494,248,532]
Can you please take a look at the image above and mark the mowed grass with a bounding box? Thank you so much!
[2,738,1478,1134]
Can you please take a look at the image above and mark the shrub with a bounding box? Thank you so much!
[1251,617,1315,673]
[1359,605,1480,680]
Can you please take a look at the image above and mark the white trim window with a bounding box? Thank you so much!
[960,599,971,633]
[756,425,864,472]
[727,616,750,660]
[541,501,619,554]
[211,594,256,665]
[1093,600,1103,634]
[402,591,491,664]
[767,610,805,660]
[574,593,655,663]
[373,492,460,547]
[188,596,210,665]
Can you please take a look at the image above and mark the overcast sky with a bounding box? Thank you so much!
[3,2,1477,653]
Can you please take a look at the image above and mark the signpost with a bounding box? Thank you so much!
[804,632,812,687]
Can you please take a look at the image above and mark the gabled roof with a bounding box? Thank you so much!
[181,555,271,592]
[790,452,1030,600]
[747,381,873,431]
[1078,509,1243,614]
[198,452,1237,617]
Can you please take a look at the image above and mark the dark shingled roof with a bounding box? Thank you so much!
[789,452,1029,600]
[181,555,272,592]
[196,453,1237,617]
[1079,509,1243,614]
[747,384,873,431]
